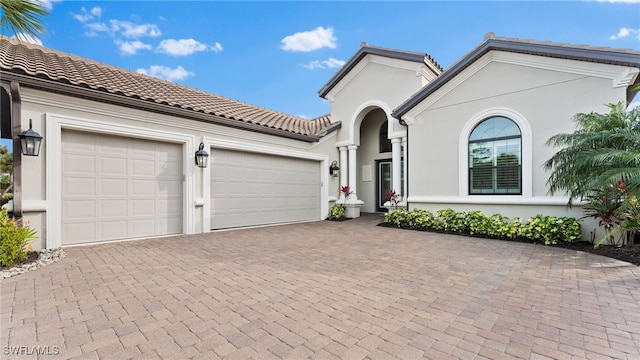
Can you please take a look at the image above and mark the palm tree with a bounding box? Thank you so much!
[545,102,640,204]
[545,102,640,246]
[0,0,48,42]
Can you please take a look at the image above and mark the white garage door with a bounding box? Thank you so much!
[61,130,183,245]
[211,149,321,229]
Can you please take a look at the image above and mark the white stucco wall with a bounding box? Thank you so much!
[404,51,637,240]
[5,86,339,249]
[327,56,430,146]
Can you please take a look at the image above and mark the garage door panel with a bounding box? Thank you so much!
[64,223,96,245]
[64,200,96,219]
[100,178,127,196]
[63,177,96,196]
[62,130,182,245]
[211,149,320,229]
[65,154,95,173]
[99,221,128,240]
[100,156,127,175]
[100,199,125,217]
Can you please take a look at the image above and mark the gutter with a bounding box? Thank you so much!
[0,71,324,143]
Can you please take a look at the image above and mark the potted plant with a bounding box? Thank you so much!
[384,189,401,214]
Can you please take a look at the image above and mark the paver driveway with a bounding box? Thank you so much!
[2,215,640,359]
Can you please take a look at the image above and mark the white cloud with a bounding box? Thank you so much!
[281,26,337,52]
[40,0,62,11]
[628,101,640,110]
[298,114,309,119]
[83,19,161,38]
[303,57,346,70]
[116,40,152,55]
[156,38,220,56]
[111,20,161,38]
[74,7,102,23]
[12,33,42,45]
[136,65,194,81]
[609,27,640,40]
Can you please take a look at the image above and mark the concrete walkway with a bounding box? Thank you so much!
[2,215,640,359]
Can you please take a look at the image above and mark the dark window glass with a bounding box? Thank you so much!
[380,121,392,153]
[468,117,521,195]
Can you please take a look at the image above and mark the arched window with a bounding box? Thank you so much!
[468,117,521,195]
[379,120,391,153]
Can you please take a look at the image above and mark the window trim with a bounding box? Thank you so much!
[458,108,532,198]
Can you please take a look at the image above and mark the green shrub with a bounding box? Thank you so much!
[384,207,409,227]
[327,204,346,221]
[519,215,582,245]
[0,209,37,266]
[436,208,467,233]
[464,211,491,235]
[383,208,581,245]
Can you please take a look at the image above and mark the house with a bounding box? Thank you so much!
[1,33,639,249]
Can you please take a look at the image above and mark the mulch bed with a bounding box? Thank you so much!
[1,251,39,270]
[379,223,640,266]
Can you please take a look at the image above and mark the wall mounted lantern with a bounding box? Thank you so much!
[329,160,340,177]
[19,119,43,156]
[195,142,209,168]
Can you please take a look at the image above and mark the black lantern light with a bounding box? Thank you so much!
[195,142,209,168]
[329,160,340,177]
[19,119,43,156]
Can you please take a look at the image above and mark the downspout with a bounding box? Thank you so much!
[10,81,22,219]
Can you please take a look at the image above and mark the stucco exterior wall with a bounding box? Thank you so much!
[5,85,338,249]
[405,52,634,240]
[328,58,425,145]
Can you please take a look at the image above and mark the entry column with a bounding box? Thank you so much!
[391,138,402,198]
[339,146,348,199]
[347,145,358,199]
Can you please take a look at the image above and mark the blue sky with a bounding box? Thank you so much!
[2,0,640,151]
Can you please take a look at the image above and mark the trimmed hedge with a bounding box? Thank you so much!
[384,208,581,245]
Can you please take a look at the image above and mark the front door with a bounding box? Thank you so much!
[376,159,392,212]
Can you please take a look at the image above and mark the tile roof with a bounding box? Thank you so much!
[0,38,336,141]
[393,33,640,119]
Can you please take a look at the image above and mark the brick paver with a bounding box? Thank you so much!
[2,215,639,359]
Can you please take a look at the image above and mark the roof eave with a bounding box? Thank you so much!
[318,46,429,99]
[1,71,322,143]
[393,39,640,119]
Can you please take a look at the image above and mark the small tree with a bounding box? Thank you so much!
[545,103,640,247]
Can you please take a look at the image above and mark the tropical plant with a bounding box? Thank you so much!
[545,102,640,204]
[383,189,400,209]
[0,208,36,266]
[0,0,48,42]
[545,103,640,246]
[327,204,345,221]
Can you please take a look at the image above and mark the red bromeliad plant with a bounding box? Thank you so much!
[585,179,632,246]
[384,189,400,208]
[340,185,353,198]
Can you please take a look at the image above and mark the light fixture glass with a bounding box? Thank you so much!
[195,142,209,168]
[18,119,42,156]
[329,160,340,177]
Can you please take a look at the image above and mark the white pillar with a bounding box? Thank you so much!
[339,146,348,192]
[391,138,402,198]
[348,145,358,199]
[402,137,408,203]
